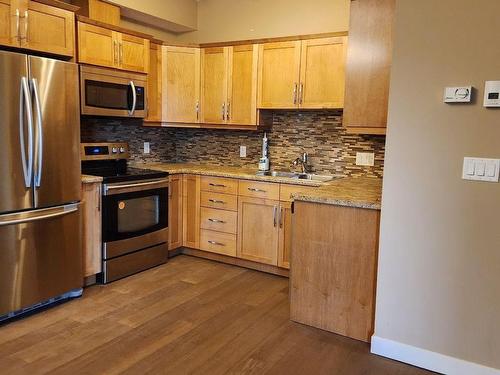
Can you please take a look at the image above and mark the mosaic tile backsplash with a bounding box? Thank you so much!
[81,110,385,178]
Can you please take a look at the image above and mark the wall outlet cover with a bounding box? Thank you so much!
[240,145,247,158]
[356,152,375,166]
[144,142,150,154]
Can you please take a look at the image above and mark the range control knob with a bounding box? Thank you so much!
[119,147,126,153]
[111,147,118,154]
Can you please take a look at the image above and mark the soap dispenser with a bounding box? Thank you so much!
[258,132,270,171]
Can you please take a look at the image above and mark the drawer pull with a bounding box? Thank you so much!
[208,199,225,204]
[208,240,225,246]
[209,183,226,188]
[208,218,226,224]
[248,187,267,193]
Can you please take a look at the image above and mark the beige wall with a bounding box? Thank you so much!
[120,18,180,43]
[177,0,350,43]
[375,0,500,370]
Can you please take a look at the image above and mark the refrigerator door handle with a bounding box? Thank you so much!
[128,80,137,116]
[31,78,43,188]
[19,76,34,188]
[0,203,79,227]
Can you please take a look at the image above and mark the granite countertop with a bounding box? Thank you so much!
[133,162,382,210]
[81,174,103,183]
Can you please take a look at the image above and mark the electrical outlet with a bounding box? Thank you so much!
[356,152,375,166]
[144,142,150,154]
[240,145,247,158]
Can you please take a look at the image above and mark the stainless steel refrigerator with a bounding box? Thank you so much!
[0,50,83,320]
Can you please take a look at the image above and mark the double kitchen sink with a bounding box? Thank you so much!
[255,171,335,182]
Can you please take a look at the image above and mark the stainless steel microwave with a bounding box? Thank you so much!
[80,65,147,118]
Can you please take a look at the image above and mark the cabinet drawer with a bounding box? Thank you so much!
[200,191,238,211]
[200,176,238,195]
[200,207,237,234]
[279,184,318,202]
[200,230,236,257]
[239,180,280,200]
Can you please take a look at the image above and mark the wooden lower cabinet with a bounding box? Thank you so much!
[81,181,102,277]
[168,175,183,250]
[278,201,292,269]
[182,174,200,249]
[199,229,236,257]
[290,201,380,342]
[237,196,279,265]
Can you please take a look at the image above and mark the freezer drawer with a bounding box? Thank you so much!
[0,204,83,316]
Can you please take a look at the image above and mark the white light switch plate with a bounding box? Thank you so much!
[144,142,150,154]
[444,86,472,103]
[356,152,375,166]
[462,157,499,182]
[240,145,247,158]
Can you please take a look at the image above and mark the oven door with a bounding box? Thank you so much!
[102,179,168,259]
[80,65,146,118]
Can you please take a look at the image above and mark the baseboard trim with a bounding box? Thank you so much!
[371,336,500,375]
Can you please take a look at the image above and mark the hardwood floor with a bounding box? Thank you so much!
[0,255,434,374]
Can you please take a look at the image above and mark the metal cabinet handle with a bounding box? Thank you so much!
[208,218,226,224]
[208,240,225,246]
[24,10,28,42]
[15,9,20,43]
[208,199,225,204]
[279,207,283,228]
[226,101,230,121]
[293,82,298,104]
[113,40,118,65]
[222,102,226,121]
[273,206,277,227]
[19,77,34,188]
[31,78,43,188]
[119,42,123,65]
[128,81,137,116]
[209,183,226,188]
[248,187,266,193]
[299,83,304,105]
[195,100,199,120]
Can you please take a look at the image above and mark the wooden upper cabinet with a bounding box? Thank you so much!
[145,42,162,122]
[73,0,120,26]
[0,0,75,56]
[237,196,279,265]
[227,44,258,126]
[162,46,201,123]
[118,32,149,73]
[300,37,347,109]
[257,41,301,109]
[77,21,149,73]
[24,1,75,57]
[78,22,116,67]
[201,47,228,124]
[343,0,395,134]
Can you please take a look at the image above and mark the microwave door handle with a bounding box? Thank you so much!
[31,78,43,187]
[19,77,34,188]
[128,80,137,116]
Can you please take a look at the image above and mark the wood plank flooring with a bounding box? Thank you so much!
[0,255,434,375]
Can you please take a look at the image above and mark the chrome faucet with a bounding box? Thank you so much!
[291,152,313,174]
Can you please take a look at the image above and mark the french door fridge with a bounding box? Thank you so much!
[0,50,83,319]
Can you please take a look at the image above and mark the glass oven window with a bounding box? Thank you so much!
[117,196,160,233]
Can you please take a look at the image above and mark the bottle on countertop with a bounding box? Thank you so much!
[258,132,270,171]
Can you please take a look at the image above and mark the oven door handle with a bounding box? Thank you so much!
[104,179,168,195]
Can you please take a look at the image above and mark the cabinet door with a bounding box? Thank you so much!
[182,174,200,249]
[82,182,102,277]
[118,32,149,73]
[162,46,201,123]
[257,41,301,109]
[201,47,228,124]
[78,22,116,68]
[343,0,395,134]
[227,44,258,125]
[24,1,74,57]
[278,202,292,269]
[237,196,279,265]
[168,175,183,250]
[0,0,14,47]
[299,37,347,109]
[145,42,162,122]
